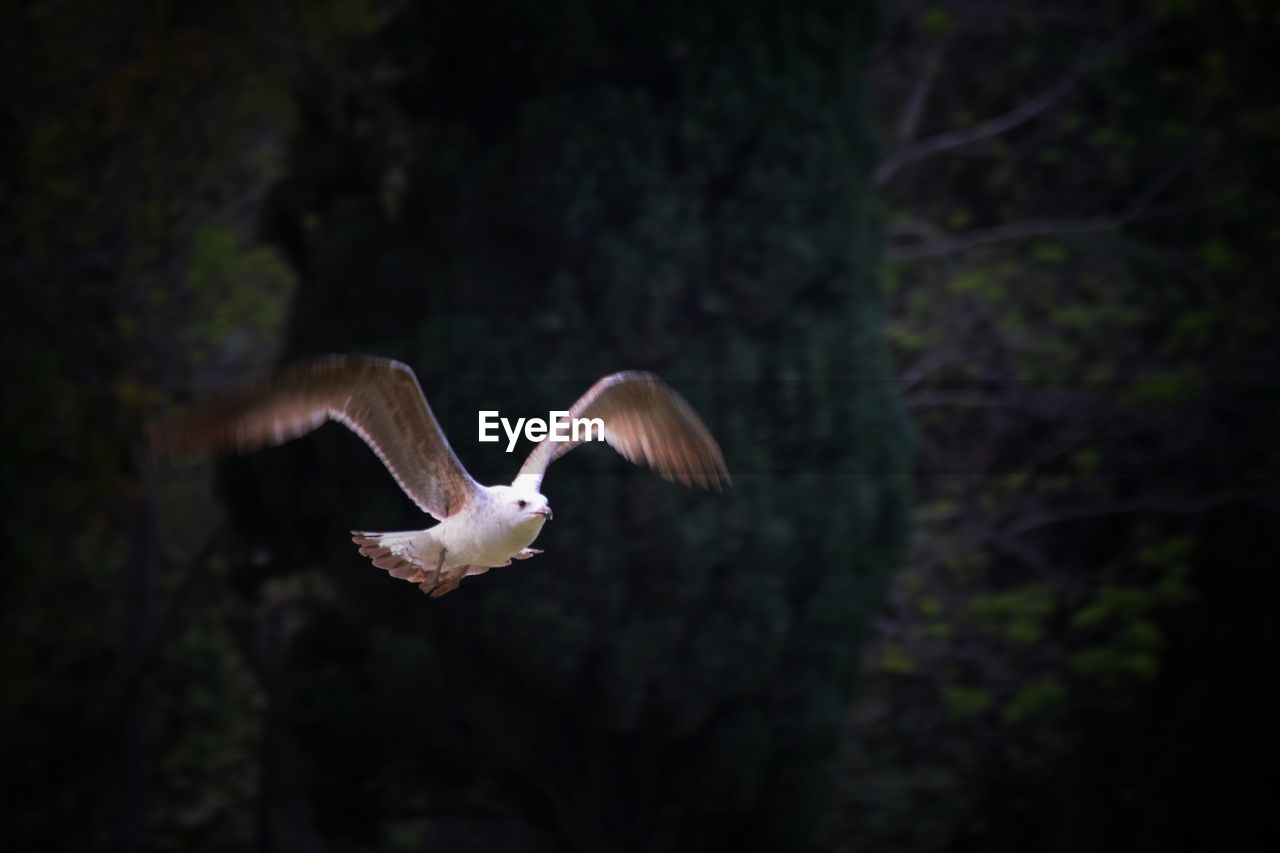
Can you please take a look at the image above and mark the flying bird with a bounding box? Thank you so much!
[152,356,729,597]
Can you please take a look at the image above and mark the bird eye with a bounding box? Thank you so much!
[517,500,527,509]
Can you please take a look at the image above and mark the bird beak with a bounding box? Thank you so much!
[536,507,553,520]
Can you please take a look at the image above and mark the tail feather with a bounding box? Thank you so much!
[351,530,431,582]
[349,530,494,597]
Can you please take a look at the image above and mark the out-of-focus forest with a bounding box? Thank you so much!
[1,0,1275,851]
[827,2,1279,850]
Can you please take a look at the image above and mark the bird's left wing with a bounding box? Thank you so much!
[514,371,730,492]
[151,355,479,520]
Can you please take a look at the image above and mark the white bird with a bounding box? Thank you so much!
[152,356,729,597]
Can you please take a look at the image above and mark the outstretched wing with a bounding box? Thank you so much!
[151,355,478,520]
[515,371,730,492]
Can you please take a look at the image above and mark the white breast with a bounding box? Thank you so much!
[433,500,546,567]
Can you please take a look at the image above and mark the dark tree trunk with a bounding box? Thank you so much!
[242,1,910,850]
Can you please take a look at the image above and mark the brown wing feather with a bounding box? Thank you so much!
[151,356,477,519]
[515,371,730,492]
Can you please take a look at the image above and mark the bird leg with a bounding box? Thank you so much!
[419,547,447,595]
[512,548,543,560]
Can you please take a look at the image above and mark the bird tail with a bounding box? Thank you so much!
[350,529,432,580]
[349,529,480,597]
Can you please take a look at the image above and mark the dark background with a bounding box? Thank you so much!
[1,1,1275,851]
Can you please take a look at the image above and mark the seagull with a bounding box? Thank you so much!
[152,356,729,596]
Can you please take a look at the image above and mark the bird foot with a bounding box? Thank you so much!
[419,546,447,595]
[513,548,543,560]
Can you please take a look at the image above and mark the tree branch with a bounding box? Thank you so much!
[875,29,1146,187]
[887,213,1134,262]
[1003,487,1278,540]
[895,39,949,146]
[905,391,1005,410]
[885,150,1196,263]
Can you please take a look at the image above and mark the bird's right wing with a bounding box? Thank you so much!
[515,371,730,492]
[151,355,478,520]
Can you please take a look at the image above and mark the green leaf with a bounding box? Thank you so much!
[1003,679,1067,723]
[881,643,919,676]
[944,686,992,719]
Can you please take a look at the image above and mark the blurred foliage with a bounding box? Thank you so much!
[0,0,375,848]
[821,1,1280,850]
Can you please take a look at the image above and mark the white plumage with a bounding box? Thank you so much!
[153,356,729,596]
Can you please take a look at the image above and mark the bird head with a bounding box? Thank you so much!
[490,484,553,528]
